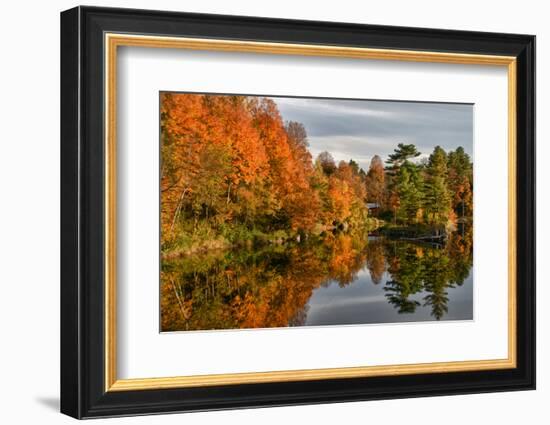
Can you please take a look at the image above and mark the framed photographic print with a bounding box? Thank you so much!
[60,6,535,419]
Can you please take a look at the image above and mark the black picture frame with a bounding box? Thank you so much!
[61,5,535,419]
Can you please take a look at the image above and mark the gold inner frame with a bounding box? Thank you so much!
[104,33,517,392]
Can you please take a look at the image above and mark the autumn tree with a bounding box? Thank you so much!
[316,151,337,176]
[365,239,386,284]
[160,92,206,238]
[189,143,233,221]
[334,161,368,229]
[365,155,386,210]
[447,147,473,220]
[283,121,321,233]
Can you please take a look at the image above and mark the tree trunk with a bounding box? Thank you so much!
[170,188,189,235]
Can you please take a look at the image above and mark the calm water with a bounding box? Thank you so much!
[161,232,473,332]
[303,261,472,326]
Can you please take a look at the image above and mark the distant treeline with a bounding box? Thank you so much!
[160,93,473,256]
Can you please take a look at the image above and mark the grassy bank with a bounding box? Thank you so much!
[162,218,384,259]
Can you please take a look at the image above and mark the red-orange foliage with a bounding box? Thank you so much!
[160,93,367,246]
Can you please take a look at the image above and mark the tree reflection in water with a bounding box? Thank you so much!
[161,227,473,332]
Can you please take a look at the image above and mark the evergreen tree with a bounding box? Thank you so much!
[423,176,452,226]
[385,144,420,223]
[427,145,448,178]
[423,146,452,227]
[396,162,424,224]
[385,143,421,171]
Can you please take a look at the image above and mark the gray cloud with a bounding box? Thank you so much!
[270,97,473,172]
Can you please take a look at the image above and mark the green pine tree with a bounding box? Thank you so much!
[422,146,452,227]
[396,162,424,224]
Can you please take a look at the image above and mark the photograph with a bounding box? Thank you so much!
[57,5,536,419]
[159,93,474,332]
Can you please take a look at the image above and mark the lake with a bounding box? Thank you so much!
[160,231,473,332]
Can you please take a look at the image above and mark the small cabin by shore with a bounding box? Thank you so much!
[366,202,380,211]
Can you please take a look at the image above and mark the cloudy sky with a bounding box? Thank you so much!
[271,96,473,172]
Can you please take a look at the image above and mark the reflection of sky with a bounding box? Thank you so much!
[271,97,473,172]
[303,268,473,326]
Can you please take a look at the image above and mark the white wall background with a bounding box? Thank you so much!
[0,0,545,423]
